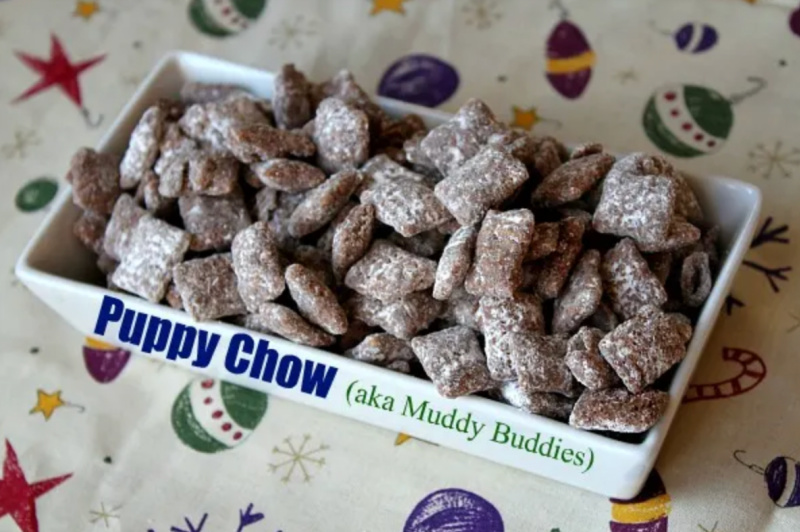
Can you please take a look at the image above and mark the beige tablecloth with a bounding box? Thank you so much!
[2,0,800,530]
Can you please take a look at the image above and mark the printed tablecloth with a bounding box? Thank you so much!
[2,0,800,530]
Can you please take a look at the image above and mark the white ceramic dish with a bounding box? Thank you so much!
[15,52,762,498]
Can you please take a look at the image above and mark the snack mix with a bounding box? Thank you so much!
[67,64,718,436]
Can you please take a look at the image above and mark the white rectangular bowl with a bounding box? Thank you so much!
[15,52,762,498]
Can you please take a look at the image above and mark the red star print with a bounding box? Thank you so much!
[0,440,72,532]
[13,34,105,108]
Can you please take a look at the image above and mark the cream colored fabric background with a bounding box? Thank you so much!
[1,0,799,530]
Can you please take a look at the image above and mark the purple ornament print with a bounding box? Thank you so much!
[404,488,504,532]
[790,5,800,38]
[734,450,800,508]
[545,1,594,100]
[377,54,459,108]
[674,23,718,54]
[83,337,131,383]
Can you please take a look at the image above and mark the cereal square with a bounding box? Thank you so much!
[344,240,436,301]
[552,249,603,334]
[187,153,239,196]
[601,238,667,320]
[273,64,312,130]
[565,327,619,390]
[569,388,669,433]
[477,293,545,336]
[532,152,615,207]
[509,333,576,396]
[313,97,370,173]
[179,192,252,251]
[361,180,451,237]
[345,333,415,374]
[173,253,247,321]
[154,124,197,198]
[67,148,121,215]
[497,381,575,420]
[348,292,442,340]
[120,106,166,189]
[103,194,148,261]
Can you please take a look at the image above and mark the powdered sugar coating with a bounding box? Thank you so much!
[487,128,539,167]
[345,333,415,374]
[411,326,494,398]
[602,238,667,320]
[552,250,603,334]
[241,303,335,347]
[73,210,107,255]
[111,216,190,302]
[138,171,175,216]
[348,291,442,340]
[403,131,435,169]
[313,97,370,173]
[433,226,477,300]
[570,142,604,160]
[67,148,121,215]
[226,124,315,163]
[526,221,560,261]
[565,327,619,390]
[273,64,312,130]
[179,82,248,104]
[532,152,615,207]
[187,153,239,196]
[636,218,701,253]
[154,124,197,198]
[358,154,431,195]
[288,169,361,237]
[498,381,575,420]
[172,253,246,321]
[477,293,545,336]
[179,94,270,152]
[344,240,436,302]
[434,146,529,226]
[465,209,535,298]
[599,305,692,393]
[681,251,712,307]
[285,263,348,335]
[536,218,585,301]
[362,180,451,237]
[179,192,252,251]
[509,333,576,396]
[120,106,166,189]
[332,203,375,280]
[231,221,285,313]
[250,159,326,192]
[439,287,481,331]
[569,388,669,433]
[103,194,148,260]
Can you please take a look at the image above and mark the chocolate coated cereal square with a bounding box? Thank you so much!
[179,192,252,251]
[173,253,246,321]
[601,238,667,320]
[569,388,669,433]
[344,240,436,301]
[565,327,619,390]
[67,148,121,215]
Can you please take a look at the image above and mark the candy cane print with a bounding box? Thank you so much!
[683,347,766,403]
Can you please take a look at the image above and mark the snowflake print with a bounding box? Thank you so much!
[748,141,800,179]
[2,129,41,159]
[89,502,121,527]
[462,0,502,30]
[268,15,318,51]
[268,434,328,483]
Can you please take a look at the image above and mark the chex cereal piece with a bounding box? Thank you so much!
[592,153,677,247]
[646,252,673,286]
[411,326,494,398]
[67,147,121,215]
[465,209,535,298]
[599,305,692,393]
[477,294,545,336]
[288,169,361,237]
[315,70,389,134]
[345,333,415,374]
[570,142,603,160]
[73,210,107,255]
[103,194,148,260]
[154,124,197,198]
[179,94,268,151]
[601,238,667,320]
[552,250,603,334]
[332,203,375,279]
[348,292,442,340]
[439,287,481,331]
[273,64,312,130]
[231,221,285,313]
[636,218,701,253]
[565,327,619,390]
[358,154,431,194]
[362,180,451,237]
[165,282,183,309]
[526,221,560,261]
[433,226,477,300]
[111,216,190,302]
[569,388,669,433]
[285,263,348,335]
[173,254,246,321]
[179,192,252,251]
[484,332,522,381]
[313,97,370,173]
[241,303,335,347]
[250,159,326,192]
[584,301,619,333]
[510,333,576,396]
[267,191,305,251]
[434,146,529,226]
[389,230,447,258]
[532,151,615,207]
[120,106,166,189]
[252,187,279,222]
[535,218,586,301]
[226,124,315,163]
[344,240,436,301]
[187,153,239,196]
[138,171,175,216]
[179,82,248,104]
[681,251,712,307]
[498,381,575,420]
[531,137,565,178]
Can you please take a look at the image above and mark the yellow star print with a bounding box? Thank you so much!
[371,0,408,16]
[394,433,412,445]
[74,1,100,21]
[511,106,540,131]
[30,390,66,420]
